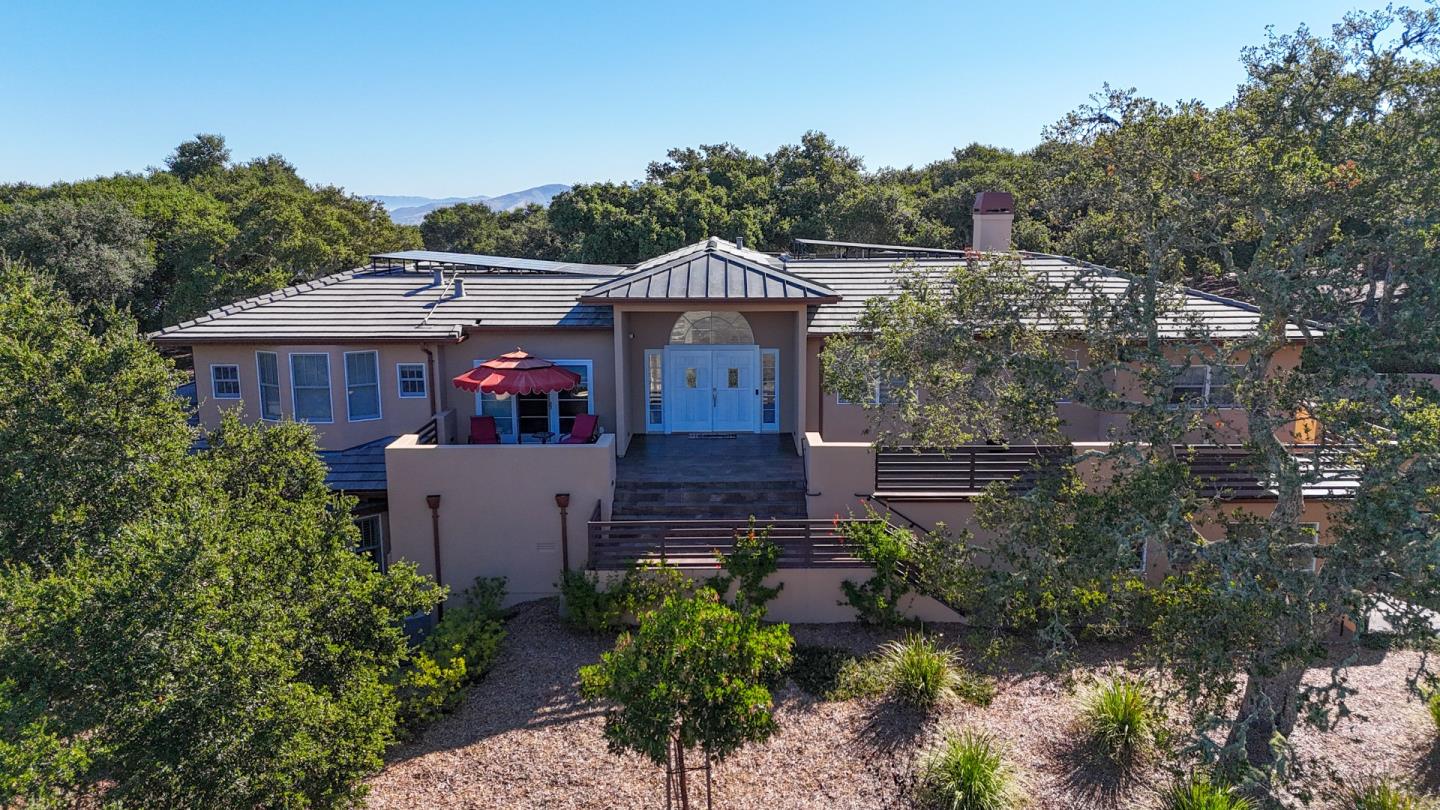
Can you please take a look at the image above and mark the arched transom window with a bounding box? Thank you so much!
[668,311,755,345]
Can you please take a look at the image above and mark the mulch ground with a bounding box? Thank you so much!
[366,599,1438,809]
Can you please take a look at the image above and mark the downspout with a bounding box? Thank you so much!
[426,493,444,620]
[422,346,438,417]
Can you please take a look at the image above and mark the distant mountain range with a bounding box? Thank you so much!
[366,184,571,225]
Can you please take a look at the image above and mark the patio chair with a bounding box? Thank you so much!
[560,413,599,444]
[469,415,501,444]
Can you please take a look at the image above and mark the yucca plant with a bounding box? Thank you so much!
[1080,675,1157,761]
[917,729,1019,810]
[1164,775,1253,810]
[1343,778,1436,810]
[879,633,962,711]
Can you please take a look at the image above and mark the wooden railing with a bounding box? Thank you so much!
[587,518,870,570]
[415,415,439,445]
[874,445,1067,495]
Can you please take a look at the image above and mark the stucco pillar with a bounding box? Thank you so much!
[612,307,628,456]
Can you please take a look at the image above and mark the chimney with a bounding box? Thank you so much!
[972,191,1015,252]
[452,277,465,298]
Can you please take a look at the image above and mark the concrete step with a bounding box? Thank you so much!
[615,479,805,493]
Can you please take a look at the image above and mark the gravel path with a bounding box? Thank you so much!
[366,600,1437,809]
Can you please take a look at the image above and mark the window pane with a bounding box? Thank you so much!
[211,365,240,398]
[727,367,739,388]
[761,351,777,425]
[355,515,385,571]
[685,368,698,388]
[291,354,332,422]
[257,353,281,420]
[345,352,380,420]
[479,394,514,436]
[555,363,591,435]
[398,364,426,397]
[669,311,754,345]
[647,352,663,426]
[517,393,550,437]
[1169,365,1208,406]
[1208,366,1240,406]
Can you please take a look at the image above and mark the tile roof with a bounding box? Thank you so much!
[148,241,1317,345]
[319,436,393,493]
[792,253,1321,339]
[582,238,838,303]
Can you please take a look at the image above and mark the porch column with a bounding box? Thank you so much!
[612,307,628,456]
[793,308,806,455]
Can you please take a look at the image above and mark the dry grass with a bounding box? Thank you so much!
[366,600,1438,809]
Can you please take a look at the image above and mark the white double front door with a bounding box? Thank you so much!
[664,346,759,433]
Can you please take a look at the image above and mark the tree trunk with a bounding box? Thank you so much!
[1225,665,1305,770]
[674,735,690,810]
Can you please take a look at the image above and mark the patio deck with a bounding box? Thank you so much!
[612,433,806,520]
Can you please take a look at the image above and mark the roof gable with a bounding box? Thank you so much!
[581,238,839,303]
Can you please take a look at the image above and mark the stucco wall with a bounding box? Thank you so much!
[190,342,438,450]
[385,433,617,606]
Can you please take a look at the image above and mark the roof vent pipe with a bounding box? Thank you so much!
[735,236,745,249]
[972,191,1015,252]
[453,277,466,299]
[432,267,443,286]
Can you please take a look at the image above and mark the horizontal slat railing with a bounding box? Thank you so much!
[587,518,871,571]
[1182,444,1357,499]
[415,415,439,446]
[875,445,1066,495]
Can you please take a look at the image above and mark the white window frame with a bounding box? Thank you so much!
[210,363,241,400]
[473,358,595,442]
[289,352,334,424]
[760,348,780,432]
[256,351,282,421]
[1169,364,1244,409]
[836,376,896,406]
[397,362,428,399]
[644,349,664,429]
[343,350,383,422]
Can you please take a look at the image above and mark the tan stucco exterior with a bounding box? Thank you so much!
[384,433,617,607]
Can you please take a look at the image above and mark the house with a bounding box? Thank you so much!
[150,194,1351,622]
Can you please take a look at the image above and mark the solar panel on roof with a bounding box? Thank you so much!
[369,250,625,275]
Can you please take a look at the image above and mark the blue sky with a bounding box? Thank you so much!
[2,0,1367,198]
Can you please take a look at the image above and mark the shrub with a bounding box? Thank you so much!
[393,577,507,734]
[710,519,782,617]
[839,518,914,626]
[787,644,859,697]
[916,729,1020,810]
[1080,675,1157,761]
[1163,775,1254,810]
[877,633,995,710]
[560,569,618,633]
[1428,692,1440,734]
[614,561,696,619]
[1342,778,1436,810]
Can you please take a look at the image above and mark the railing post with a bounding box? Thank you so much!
[803,522,813,568]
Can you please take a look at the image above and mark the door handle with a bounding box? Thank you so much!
[712,390,717,406]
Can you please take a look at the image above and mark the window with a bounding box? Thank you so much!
[668,311,754,345]
[760,349,779,429]
[210,364,240,399]
[1169,364,1243,408]
[343,351,381,421]
[397,363,427,398]
[355,514,385,572]
[290,353,333,423]
[554,361,593,436]
[1056,358,1081,404]
[256,352,281,420]
[479,391,516,440]
[837,376,899,406]
[645,350,664,428]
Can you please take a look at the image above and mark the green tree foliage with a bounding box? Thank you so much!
[0,265,441,807]
[823,6,1440,789]
[0,197,153,307]
[0,134,418,328]
[579,589,792,809]
[165,133,231,182]
[421,201,564,259]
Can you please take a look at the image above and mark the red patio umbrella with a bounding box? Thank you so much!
[451,349,580,396]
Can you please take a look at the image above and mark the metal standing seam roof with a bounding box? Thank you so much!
[793,254,1321,340]
[581,237,839,303]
